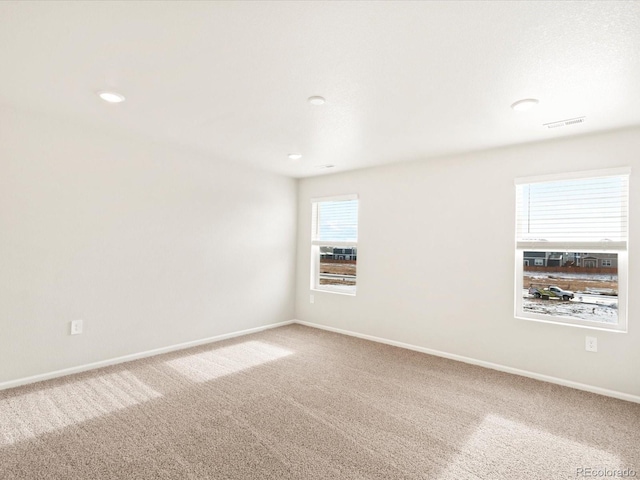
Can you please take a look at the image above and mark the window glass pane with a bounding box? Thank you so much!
[522,251,618,325]
[315,200,358,243]
[319,246,357,292]
[516,175,628,242]
[312,196,358,295]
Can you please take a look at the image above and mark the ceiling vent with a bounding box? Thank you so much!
[543,116,586,129]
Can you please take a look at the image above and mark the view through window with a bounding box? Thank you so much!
[522,251,619,324]
[311,195,358,294]
[319,245,357,289]
[515,169,628,331]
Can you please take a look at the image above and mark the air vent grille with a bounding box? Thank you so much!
[543,116,586,129]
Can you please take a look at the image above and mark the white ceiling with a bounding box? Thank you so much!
[1,1,639,178]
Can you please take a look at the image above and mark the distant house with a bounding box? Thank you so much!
[547,253,564,267]
[523,251,546,267]
[320,247,357,261]
[578,253,617,268]
[523,251,616,269]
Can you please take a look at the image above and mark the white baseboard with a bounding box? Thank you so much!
[294,320,640,404]
[0,320,295,391]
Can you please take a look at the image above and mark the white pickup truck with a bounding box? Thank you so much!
[528,284,574,301]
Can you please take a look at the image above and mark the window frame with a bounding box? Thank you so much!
[514,168,630,333]
[310,194,359,296]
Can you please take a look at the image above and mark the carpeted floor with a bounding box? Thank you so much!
[1,324,638,479]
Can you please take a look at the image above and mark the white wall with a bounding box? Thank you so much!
[0,106,297,383]
[296,127,640,398]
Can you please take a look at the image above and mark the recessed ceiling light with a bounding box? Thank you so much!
[511,98,539,112]
[288,153,302,160]
[308,96,326,106]
[97,91,126,103]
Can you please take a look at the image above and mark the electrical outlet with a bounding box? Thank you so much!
[310,294,315,304]
[70,319,83,335]
[585,336,597,352]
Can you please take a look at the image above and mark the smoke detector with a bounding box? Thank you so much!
[543,117,586,129]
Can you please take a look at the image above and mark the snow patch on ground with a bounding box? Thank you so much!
[526,272,617,282]
[522,270,619,324]
[521,290,618,324]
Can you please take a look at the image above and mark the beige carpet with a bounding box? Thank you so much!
[0,324,638,480]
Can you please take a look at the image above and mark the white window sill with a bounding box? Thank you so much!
[515,315,627,333]
[311,288,356,297]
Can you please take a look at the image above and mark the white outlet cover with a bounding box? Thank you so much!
[585,336,597,352]
[71,319,83,335]
[310,294,315,304]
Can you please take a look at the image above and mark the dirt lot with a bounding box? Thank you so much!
[320,261,356,276]
[524,272,617,295]
[319,261,356,286]
[319,263,617,293]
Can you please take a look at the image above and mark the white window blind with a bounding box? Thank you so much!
[516,171,629,250]
[311,195,358,246]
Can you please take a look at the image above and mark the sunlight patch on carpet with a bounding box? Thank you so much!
[166,340,293,382]
[436,413,623,479]
[0,371,161,446]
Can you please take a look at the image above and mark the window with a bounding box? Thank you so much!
[311,194,358,295]
[515,169,629,332]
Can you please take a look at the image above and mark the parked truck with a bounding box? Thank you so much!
[528,284,574,301]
